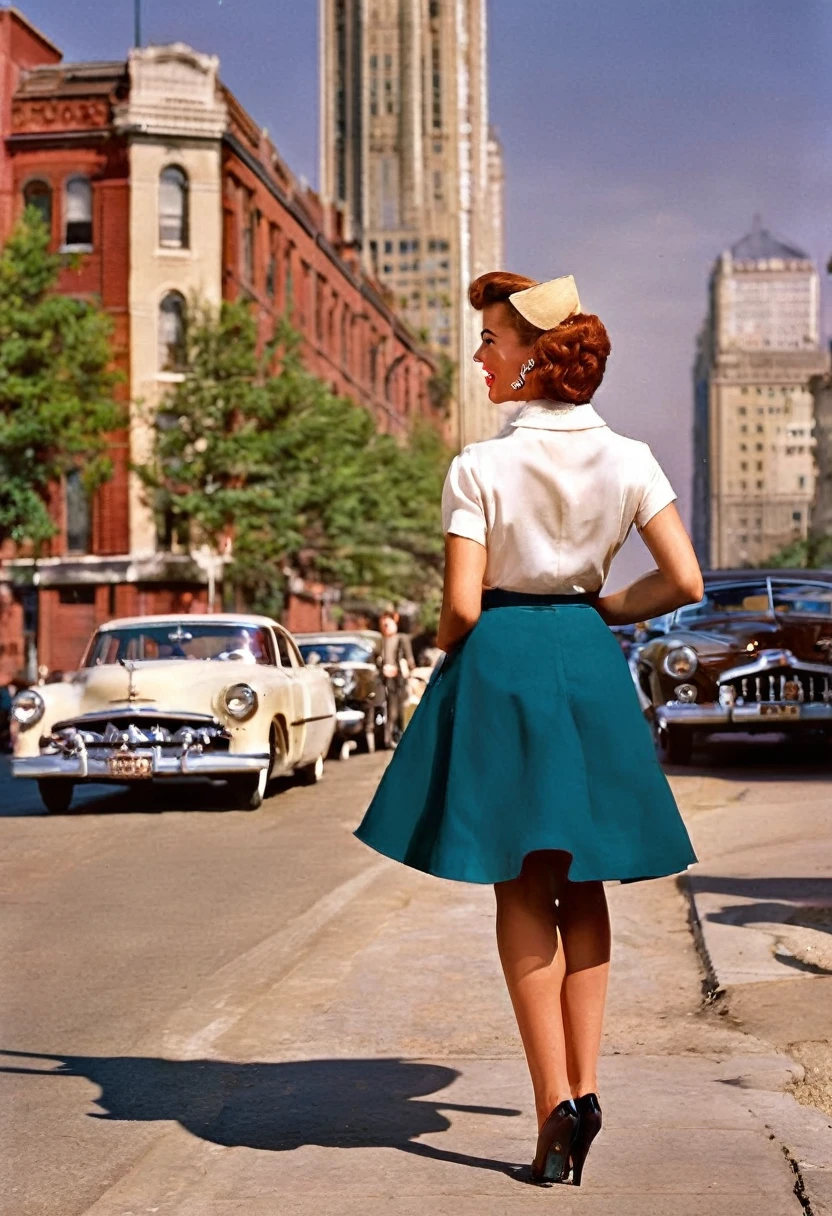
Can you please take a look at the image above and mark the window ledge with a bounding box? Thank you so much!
[156,246,191,257]
[156,372,186,383]
[60,243,93,254]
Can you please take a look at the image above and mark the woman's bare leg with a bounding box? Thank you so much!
[494,850,573,1129]
[558,879,611,1099]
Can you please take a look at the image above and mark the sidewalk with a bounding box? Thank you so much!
[681,767,832,1215]
[76,795,827,1216]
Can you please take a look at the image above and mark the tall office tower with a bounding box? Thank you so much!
[320,0,505,446]
[692,219,828,569]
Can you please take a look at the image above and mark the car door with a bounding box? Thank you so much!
[274,628,334,764]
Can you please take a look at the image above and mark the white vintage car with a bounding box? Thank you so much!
[11,614,336,813]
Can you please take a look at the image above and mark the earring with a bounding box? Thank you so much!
[511,358,535,391]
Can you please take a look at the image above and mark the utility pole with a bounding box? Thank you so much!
[134,0,142,47]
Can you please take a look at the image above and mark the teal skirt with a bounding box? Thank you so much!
[353,589,697,885]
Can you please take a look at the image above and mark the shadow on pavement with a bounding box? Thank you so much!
[661,732,832,781]
[0,1051,524,1174]
[690,875,832,976]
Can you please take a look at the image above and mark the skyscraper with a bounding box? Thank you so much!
[693,219,828,569]
[319,0,504,446]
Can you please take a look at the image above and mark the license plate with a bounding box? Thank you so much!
[108,753,153,778]
[759,704,800,719]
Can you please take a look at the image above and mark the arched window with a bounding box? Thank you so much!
[158,292,187,372]
[159,166,189,248]
[64,176,92,248]
[23,180,52,228]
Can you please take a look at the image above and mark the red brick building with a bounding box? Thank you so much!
[0,9,442,680]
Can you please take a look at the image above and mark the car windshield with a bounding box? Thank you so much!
[771,581,832,617]
[676,582,772,624]
[675,580,832,625]
[86,623,274,666]
[298,641,375,664]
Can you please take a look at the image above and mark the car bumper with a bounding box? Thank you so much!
[12,751,268,780]
[656,702,832,728]
[335,708,366,735]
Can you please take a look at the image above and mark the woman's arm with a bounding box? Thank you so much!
[595,503,704,627]
[436,533,488,652]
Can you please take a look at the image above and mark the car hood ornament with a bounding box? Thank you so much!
[119,658,140,703]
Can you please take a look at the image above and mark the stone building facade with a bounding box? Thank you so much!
[693,219,829,569]
[319,0,505,447]
[0,9,440,680]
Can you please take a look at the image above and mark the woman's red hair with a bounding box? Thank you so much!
[469,271,610,405]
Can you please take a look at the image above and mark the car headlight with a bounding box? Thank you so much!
[331,672,356,695]
[663,646,698,678]
[11,688,45,729]
[222,683,258,721]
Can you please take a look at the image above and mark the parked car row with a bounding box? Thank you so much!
[10,614,402,814]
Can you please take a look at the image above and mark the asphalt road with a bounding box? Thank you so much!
[0,734,829,1215]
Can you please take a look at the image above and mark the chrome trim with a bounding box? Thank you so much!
[656,702,832,727]
[13,752,268,780]
[52,708,220,730]
[719,648,832,683]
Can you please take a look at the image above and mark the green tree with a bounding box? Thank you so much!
[141,299,452,617]
[0,208,123,548]
[761,533,832,570]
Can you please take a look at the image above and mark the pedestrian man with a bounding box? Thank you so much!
[378,606,414,744]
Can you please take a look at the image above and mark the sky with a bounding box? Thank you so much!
[17,0,832,586]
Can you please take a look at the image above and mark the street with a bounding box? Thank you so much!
[1,740,831,1216]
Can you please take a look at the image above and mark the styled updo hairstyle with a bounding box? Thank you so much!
[469,271,611,405]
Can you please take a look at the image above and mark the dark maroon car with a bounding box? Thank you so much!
[631,571,832,764]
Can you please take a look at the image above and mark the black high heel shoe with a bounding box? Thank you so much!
[529,1099,579,1185]
[569,1093,602,1187]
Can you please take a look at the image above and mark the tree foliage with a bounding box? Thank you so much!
[141,299,452,618]
[761,533,832,570]
[0,208,123,548]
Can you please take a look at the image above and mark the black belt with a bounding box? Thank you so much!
[481,588,593,610]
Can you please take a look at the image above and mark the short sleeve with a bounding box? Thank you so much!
[635,447,677,531]
[441,449,487,546]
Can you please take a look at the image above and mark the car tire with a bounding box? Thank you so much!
[296,754,325,785]
[655,722,694,765]
[226,769,267,811]
[38,779,75,814]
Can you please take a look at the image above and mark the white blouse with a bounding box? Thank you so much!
[441,400,676,595]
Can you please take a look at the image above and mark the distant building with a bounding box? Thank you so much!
[693,217,829,569]
[809,371,832,548]
[0,8,442,679]
[319,0,505,447]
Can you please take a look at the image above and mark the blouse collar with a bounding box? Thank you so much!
[508,400,607,432]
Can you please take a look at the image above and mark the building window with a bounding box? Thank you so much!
[158,291,187,372]
[266,253,276,299]
[241,190,256,284]
[284,247,294,312]
[65,469,91,554]
[64,175,92,248]
[159,166,189,248]
[23,179,52,228]
[792,510,802,524]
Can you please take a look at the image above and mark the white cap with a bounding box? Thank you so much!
[508,275,581,330]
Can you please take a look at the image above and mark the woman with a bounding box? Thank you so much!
[354,271,702,1187]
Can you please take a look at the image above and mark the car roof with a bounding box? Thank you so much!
[703,569,832,584]
[97,613,285,631]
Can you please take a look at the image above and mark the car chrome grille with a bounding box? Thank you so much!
[722,669,832,705]
[44,716,231,754]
